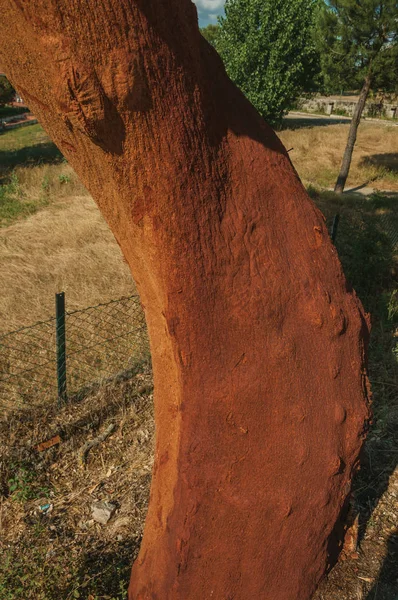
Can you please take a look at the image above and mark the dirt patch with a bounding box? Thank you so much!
[0,363,154,599]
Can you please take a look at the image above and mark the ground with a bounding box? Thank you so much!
[0,120,397,599]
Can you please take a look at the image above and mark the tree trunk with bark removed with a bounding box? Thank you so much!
[0,2,371,599]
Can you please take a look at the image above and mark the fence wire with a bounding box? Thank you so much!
[0,295,149,410]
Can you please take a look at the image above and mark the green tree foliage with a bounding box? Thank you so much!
[216,0,320,126]
[372,43,398,96]
[200,24,220,47]
[315,0,398,95]
[0,75,15,106]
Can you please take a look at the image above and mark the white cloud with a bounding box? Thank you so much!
[194,0,225,10]
[192,0,225,27]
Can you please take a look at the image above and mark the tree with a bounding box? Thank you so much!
[0,2,370,599]
[372,43,398,96]
[200,23,220,47]
[315,0,398,193]
[0,75,15,106]
[216,0,320,126]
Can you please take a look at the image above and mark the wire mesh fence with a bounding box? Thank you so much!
[0,294,149,411]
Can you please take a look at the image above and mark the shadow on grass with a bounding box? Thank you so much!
[0,528,139,600]
[0,141,63,181]
[0,105,29,118]
[280,115,351,131]
[311,189,398,594]
[366,533,398,600]
[360,153,398,175]
[72,538,139,599]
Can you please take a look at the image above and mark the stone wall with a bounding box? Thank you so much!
[297,97,397,119]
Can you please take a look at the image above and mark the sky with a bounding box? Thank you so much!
[193,0,225,28]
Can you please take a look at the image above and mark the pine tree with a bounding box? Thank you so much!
[315,0,398,193]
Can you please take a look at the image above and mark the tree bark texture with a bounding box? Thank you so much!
[0,2,371,599]
[334,72,372,194]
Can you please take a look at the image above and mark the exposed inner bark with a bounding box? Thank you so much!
[0,2,371,599]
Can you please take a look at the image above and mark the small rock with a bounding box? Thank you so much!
[78,519,93,530]
[137,429,149,444]
[39,503,53,515]
[91,501,117,525]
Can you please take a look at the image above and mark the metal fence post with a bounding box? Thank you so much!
[56,292,67,405]
[331,214,340,243]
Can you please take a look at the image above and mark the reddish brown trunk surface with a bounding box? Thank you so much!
[0,2,371,599]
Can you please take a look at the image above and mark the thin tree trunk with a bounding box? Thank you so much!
[334,71,372,194]
[0,2,371,599]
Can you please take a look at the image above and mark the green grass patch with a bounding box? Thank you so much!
[0,171,49,227]
[0,124,86,227]
[0,124,62,177]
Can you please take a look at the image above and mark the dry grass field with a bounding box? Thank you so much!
[279,121,398,191]
[0,196,134,333]
[0,124,135,332]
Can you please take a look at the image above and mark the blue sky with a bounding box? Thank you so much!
[193,0,225,27]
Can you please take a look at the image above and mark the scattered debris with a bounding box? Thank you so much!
[36,435,61,452]
[88,482,102,495]
[39,503,53,515]
[0,367,154,598]
[137,428,150,445]
[78,423,117,467]
[78,519,94,530]
[91,501,117,525]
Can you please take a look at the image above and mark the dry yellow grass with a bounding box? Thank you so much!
[14,161,87,201]
[279,121,398,191]
[0,195,135,333]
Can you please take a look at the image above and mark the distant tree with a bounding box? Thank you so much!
[372,43,398,97]
[200,23,220,47]
[0,75,15,106]
[216,0,320,126]
[315,0,398,193]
